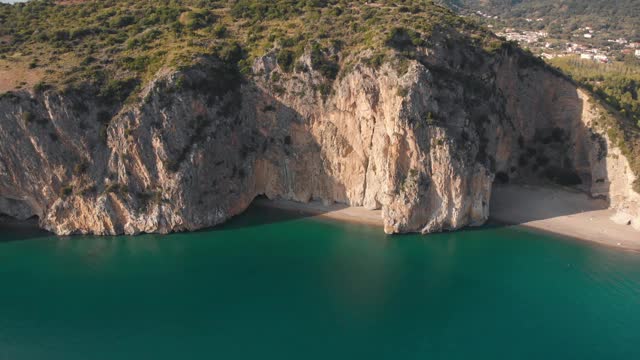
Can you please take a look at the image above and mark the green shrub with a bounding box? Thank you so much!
[126,29,161,50]
[385,27,425,49]
[310,44,339,80]
[80,56,96,66]
[182,10,215,31]
[316,82,332,99]
[483,39,504,53]
[213,24,227,38]
[69,27,98,40]
[217,41,244,65]
[425,111,436,124]
[364,53,386,69]
[119,56,151,72]
[109,15,135,28]
[51,30,69,42]
[277,49,295,72]
[60,186,73,197]
[99,78,139,103]
[33,81,50,93]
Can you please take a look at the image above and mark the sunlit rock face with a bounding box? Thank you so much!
[0,31,637,235]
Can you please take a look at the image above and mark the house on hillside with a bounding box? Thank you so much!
[594,54,609,63]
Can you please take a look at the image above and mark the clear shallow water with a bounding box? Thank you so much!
[1,207,639,359]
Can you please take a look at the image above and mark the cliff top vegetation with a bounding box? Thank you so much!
[0,0,498,95]
[550,56,640,192]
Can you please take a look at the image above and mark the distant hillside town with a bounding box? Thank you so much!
[440,0,640,133]
[471,10,640,64]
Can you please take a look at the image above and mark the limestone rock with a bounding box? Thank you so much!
[0,38,638,235]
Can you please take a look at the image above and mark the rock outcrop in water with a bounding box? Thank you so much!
[0,29,638,235]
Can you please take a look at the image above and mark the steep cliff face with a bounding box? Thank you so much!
[0,37,638,235]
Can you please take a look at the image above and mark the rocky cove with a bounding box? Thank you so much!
[1,32,639,236]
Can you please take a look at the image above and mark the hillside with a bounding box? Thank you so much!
[549,57,640,124]
[438,0,640,188]
[0,0,481,94]
[0,0,639,235]
[440,0,640,42]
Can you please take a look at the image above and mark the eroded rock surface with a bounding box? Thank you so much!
[1,38,638,235]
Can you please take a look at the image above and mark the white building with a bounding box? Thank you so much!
[581,53,594,60]
[636,49,640,58]
[584,34,593,39]
[594,54,609,63]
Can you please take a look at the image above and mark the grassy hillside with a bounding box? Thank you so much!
[550,56,640,192]
[0,0,495,96]
[550,57,640,127]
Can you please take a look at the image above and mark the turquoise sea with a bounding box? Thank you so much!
[1,206,639,359]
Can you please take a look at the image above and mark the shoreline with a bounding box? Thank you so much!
[2,188,638,251]
[490,218,640,253]
[252,198,384,227]
[254,185,640,251]
[490,184,640,251]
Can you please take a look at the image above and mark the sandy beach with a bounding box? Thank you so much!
[252,198,384,227]
[491,184,640,251]
[254,184,640,251]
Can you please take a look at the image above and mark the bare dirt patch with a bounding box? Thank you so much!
[0,58,45,93]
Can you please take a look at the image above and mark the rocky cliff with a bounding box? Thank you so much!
[1,30,638,235]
